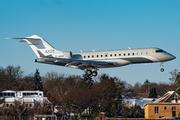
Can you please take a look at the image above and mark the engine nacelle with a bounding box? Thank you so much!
[63,51,72,59]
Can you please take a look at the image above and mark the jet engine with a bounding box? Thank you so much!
[63,51,72,59]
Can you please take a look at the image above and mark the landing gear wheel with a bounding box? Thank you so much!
[86,70,92,75]
[160,68,164,72]
[92,71,98,77]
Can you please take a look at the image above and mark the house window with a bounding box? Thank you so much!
[155,107,159,114]
[172,107,176,111]
[172,93,178,102]
[29,104,32,108]
[164,107,167,110]
[10,93,15,97]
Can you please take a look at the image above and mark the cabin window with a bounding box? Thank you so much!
[88,56,90,58]
[101,55,103,57]
[0,93,2,97]
[155,107,159,114]
[128,53,130,56]
[123,53,125,56]
[10,104,13,107]
[132,53,134,55]
[84,56,86,58]
[92,55,94,58]
[105,55,108,57]
[110,54,112,57]
[119,54,121,56]
[137,53,138,55]
[97,55,99,57]
[146,52,148,55]
[6,104,9,107]
[26,104,28,107]
[141,52,143,55]
[114,54,116,57]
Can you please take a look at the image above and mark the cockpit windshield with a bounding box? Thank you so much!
[156,49,166,53]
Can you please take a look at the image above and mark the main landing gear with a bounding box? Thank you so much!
[86,69,98,77]
[160,62,164,72]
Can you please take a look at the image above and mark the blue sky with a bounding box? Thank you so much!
[0,0,179,85]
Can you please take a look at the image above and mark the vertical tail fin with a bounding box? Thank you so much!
[6,35,63,58]
[22,35,56,58]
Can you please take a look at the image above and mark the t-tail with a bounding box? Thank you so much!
[6,35,72,59]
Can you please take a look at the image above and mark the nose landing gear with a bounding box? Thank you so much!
[160,62,164,72]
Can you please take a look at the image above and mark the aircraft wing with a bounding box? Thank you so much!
[48,57,116,70]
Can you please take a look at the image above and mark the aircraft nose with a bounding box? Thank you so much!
[172,55,176,60]
[169,54,176,60]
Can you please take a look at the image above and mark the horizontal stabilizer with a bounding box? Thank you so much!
[5,37,41,42]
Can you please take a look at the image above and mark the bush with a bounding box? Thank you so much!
[81,113,95,117]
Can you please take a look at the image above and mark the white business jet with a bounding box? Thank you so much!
[7,35,176,76]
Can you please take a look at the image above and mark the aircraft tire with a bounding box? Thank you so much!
[160,68,164,72]
[87,70,92,75]
[92,71,98,76]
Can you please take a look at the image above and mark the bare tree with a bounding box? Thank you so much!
[169,69,178,83]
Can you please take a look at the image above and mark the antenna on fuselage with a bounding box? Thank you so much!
[128,47,131,49]
[92,49,95,52]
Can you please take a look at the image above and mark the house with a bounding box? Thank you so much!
[144,91,180,118]
[0,90,52,108]
[123,97,156,109]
